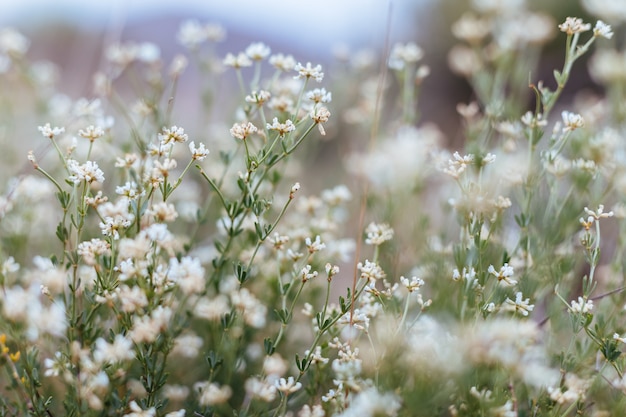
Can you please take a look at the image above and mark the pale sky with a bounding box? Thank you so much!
[0,0,428,48]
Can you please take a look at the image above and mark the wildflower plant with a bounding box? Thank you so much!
[3,2,626,417]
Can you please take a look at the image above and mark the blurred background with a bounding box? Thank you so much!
[0,0,429,96]
[0,0,596,145]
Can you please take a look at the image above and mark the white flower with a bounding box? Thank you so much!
[400,276,425,292]
[195,381,232,406]
[443,151,474,178]
[558,17,591,35]
[388,42,423,70]
[614,333,626,344]
[310,107,331,135]
[245,42,271,60]
[584,204,614,219]
[146,202,178,223]
[43,351,67,377]
[117,285,148,313]
[129,306,173,343]
[275,376,302,394]
[78,125,105,142]
[593,20,613,39]
[245,90,271,105]
[93,334,134,364]
[77,239,111,266]
[223,52,252,68]
[231,288,267,328]
[570,296,593,314]
[269,53,296,71]
[116,181,144,200]
[245,377,277,402]
[364,222,394,245]
[0,27,30,56]
[502,292,535,316]
[230,121,258,140]
[334,387,400,417]
[266,117,295,136]
[325,263,340,279]
[487,263,517,286]
[168,256,205,295]
[299,404,325,417]
[99,216,132,240]
[38,123,65,139]
[172,333,203,358]
[159,125,188,145]
[123,400,156,417]
[306,88,332,103]
[304,346,329,365]
[67,159,105,185]
[177,20,224,48]
[481,153,496,165]
[300,264,318,282]
[289,182,300,199]
[1,256,19,275]
[189,141,209,160]
[294,62,324,82]
[305,235,326,253]
[521,111,547,128]
[561,111,584,132]
[357,260,386,282]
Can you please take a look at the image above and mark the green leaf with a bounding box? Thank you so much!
[264,338,275,355]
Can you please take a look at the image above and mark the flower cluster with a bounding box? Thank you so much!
[1,6,626,417]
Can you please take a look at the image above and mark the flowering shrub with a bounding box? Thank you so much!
[2,1,626,416]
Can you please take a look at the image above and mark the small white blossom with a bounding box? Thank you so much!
[559,17,591,35]
[230,121,258,140]
[570,296,593,314]
[294,62,324,82]
[93,335,134,364]
[443,151,474,178]
[300,265,318,282]
[561,111,584,132]
[357,260,386,282]
[195,381,232,406]
[305,235,326,253]
[223,52,252,68]
[269,53,296,71]
[189,141,209,160]
[365,222,394,246]
[116,181,144,200]
[245,90,271,105]
[159,125,188,145]
[310,107,331,135]
[584,204,614,219]
[266,117,295,136]
[502,292,535,316]
[38,123,65,139]
[593,20,613,39]
[488,263,517,286]
[400,276,425,292]
[481,153,496,165]
[521,111,548,128]
[123,400,156,417]
[67,159,105,185]
[325,263,340,280]
[289,182,300,199]
[245,42,271,61]
[299,404,325,417]
[388,42,423,70]
[245,377,277,402]
[275,376,302,394]
[1,256,19,275]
